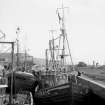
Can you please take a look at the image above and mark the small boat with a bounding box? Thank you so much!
[6,71,37,94]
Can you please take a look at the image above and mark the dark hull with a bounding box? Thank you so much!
[34,83,90,105]
[70,75,105,105]
[34,83,71,105]
[34,75,105,105]
[6,71,105,105]
[6,71,37,94]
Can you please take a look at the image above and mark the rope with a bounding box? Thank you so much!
[65,33,74,69]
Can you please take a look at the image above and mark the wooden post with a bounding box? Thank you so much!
[10,42,14,105]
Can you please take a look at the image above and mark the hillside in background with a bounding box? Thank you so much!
[33,58,45,66]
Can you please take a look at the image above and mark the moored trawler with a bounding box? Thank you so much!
[33,3,73,105]
[33,2,105,105]
[6,71,37,105]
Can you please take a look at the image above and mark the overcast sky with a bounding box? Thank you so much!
[0,0,105,65]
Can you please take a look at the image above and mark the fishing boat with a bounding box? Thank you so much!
[33,4,73,105]
[6,71,36,94]
[6,71,38,105]
[33,3,105,105]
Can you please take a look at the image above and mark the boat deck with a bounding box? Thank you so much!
[77,74,105,99]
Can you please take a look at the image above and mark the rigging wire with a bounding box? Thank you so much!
[56,35,61,67]
[65,33,74,70]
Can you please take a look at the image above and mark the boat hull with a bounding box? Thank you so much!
[34,83,71,105]
[69,75,105,105]
[6,71,37,94]
[34,75,105,105]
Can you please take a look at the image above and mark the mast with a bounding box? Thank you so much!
[45,0,74,87]
[62,2,65,66]
[16,27,20,70]
[11,42,14,105]
[50,30,56,69]
[24,48,27,71]
[57,1,66,66]
[57,0,74,72]
[45,49,48,71]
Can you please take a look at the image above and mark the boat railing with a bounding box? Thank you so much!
[35,82,70,96]
[38,82,70,92]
